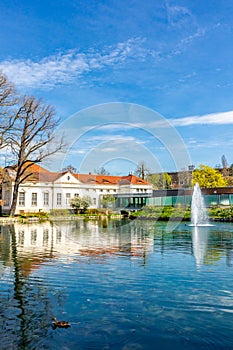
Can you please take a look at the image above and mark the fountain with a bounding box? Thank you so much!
[190,183,210,226]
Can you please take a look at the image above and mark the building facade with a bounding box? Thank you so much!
[149,187,233,207]
[1,164,153,214]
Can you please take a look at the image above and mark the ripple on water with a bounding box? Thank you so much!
[2,221,233,349]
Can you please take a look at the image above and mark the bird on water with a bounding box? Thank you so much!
[52,317,71,329]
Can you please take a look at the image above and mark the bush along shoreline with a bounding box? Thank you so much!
[129,206,191,221]
[130,205,233,222]
[0,208,124,223]
[1,206,233,223]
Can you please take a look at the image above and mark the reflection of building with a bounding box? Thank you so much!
[4,221,154,274]
[2,164,153,214]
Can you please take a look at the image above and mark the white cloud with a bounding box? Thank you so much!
[0,38,146,89]
[171,111,233,126]
[166,4,194,27]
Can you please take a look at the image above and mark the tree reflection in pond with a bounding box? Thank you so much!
[1,220,233,349]
[0,224,66,350]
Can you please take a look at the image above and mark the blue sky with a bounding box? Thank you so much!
[0,0,233,174]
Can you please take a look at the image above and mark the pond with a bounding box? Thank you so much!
[1,219,233,349]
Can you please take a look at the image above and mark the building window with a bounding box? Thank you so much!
[4,190,10,206]
[93,198,96,205]
[31,229,37,244]
[57,193,62,206]
[43,192,49,206]
[19,192,25,206]
[66,193,71,205]
[31,193,37,206]
[74,193,79,197]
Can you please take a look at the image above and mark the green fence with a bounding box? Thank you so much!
[148,194,233,207]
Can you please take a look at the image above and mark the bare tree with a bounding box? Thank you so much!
[94,166,110,175]
[61,164,77,173]
[134,161,150,180]
[0,73,18,148]
[7,96,64,216]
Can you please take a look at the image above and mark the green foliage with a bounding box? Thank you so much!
[229,164,233,176]
[146,174,159,189]
[208,206,233,221]
[101,195,115,208]
[192,164,227,188]
[131,206,190,221]
[147,173,171,189]
[86,208,101,215]
[159,173,172,189]
[19,211,49,220]
[49,209,71,216]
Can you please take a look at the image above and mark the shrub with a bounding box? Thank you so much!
[49,209,71,217]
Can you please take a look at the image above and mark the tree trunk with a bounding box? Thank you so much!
[9,180,20,216]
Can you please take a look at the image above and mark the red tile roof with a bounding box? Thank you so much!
[74,174,150,185]
[6,163,150,185]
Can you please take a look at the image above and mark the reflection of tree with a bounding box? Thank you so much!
[0,224,66,349]
[10,224,27,348]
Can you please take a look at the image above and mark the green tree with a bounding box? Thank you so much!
[146,173,160,189]
[158,173,172,189]
[223,176,233,186]
[192,164,227,188]
[229,164,233,176]
[70,195,92,213]
[101,194,115,208]
[146,173,171,189]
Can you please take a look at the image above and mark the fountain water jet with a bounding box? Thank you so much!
[190,183,211,226]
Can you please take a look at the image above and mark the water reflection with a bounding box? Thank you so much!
[190,223,233,268]
[0,224,60,349]
[192,226,209,268]
[1,221,233,349]
[2,221,233,274]
[0,220,155,275]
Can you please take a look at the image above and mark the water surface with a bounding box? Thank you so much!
[1,219,233,349]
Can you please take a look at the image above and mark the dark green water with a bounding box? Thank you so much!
[1,219,233,349]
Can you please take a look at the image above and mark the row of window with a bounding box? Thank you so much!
[18,192,79,207]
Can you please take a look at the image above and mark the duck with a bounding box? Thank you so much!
[52,317,71,328]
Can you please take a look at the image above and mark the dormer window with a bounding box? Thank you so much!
[67,176,70,181]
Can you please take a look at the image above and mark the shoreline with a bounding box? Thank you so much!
[1,215,233,225]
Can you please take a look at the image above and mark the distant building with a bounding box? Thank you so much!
[1,163,153,214]
[149,187,233,207]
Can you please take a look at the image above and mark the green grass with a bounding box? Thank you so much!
[131,206,191,221]
[131,205,233,222]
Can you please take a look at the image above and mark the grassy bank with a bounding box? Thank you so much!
[0,208,123,223]
[2,206,233,224]
[130,205,233,222]
[130,206,191,221]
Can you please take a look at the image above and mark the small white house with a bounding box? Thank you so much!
[1,163,153,214]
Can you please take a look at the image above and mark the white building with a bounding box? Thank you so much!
[2,163,153,214]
